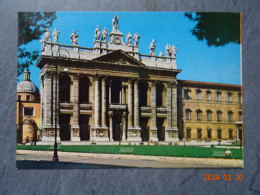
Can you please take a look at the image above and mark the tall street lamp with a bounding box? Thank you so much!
[52,48,69,162]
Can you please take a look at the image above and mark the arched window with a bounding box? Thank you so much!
[196,89,202,100]
[206,90,212,101]
[206,110,212,120]
[217,128,222,139]
[185,109,192,120]
[228,111,233,122]
[197,128,202,139]
[196,109,202,120]
[227,92,232,102]
[216,110,222,121]
[207,128,212,139]
[216,91,222,101]
[184,89,191,100]
[186,128,191,139]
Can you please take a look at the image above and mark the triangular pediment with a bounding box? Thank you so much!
[92,50,145,67]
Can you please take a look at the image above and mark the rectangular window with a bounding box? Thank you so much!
[197,111,202,120]
[186,111,191,120]
[228,112,233,122]
[196,91,201,100]
[24,107,34,116]
[197,129,202,139]
[217,112,221,121]
[216,93,221,101]
[228,129,233,139]
[228,93,232,102]
[207,129,212,139]
[217,129,222,139]
[26,95,30,101]
[184,90,191,100]
[18,95,21,101]
[206,92,211,101]
[207,111,212,120]
[186,128,191,139]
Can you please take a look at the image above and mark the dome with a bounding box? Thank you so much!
[17,80,39,94]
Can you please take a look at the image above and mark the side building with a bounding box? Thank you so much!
[17,70,41,143]
[177,80,242,144]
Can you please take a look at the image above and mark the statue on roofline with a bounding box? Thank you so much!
[165,44,171,57]
[149,39,156,56]
[95,25,101,41]
[40,28,51,52]
[126,32,132,46]
[101,27,109,42]
[171,45,177,57]
[52,29,61,44]
[133,32,140,47]
[112,15,119,31]
[70,30,79,46]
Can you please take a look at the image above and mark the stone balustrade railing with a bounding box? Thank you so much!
[41,43,177,70]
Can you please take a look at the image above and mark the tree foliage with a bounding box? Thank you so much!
[185,12,240,47]
[18,12,57,76]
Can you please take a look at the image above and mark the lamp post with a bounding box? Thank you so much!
[52,51,59,162]
[52,48,69,162]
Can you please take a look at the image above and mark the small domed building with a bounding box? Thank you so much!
[17,70,40,143]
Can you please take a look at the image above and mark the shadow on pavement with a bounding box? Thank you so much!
[16,160,136,169]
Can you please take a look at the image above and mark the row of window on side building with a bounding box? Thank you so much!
[184,89,241,102]
[185,109,242,122]
[186,128,234,140]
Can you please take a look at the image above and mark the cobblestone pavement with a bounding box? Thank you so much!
[16,150,243,169]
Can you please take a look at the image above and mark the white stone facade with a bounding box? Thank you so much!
[37,16,180,143]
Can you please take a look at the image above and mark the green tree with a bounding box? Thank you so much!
[18,12,57,77]
[185,12,240,47]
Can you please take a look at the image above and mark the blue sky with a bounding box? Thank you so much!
[18,12,241,91]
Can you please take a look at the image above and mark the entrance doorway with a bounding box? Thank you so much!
[79,115,90,141]
[113,115,122,141]
[60,114,71,141]
[140,117,149,141]
[157,118,165,141]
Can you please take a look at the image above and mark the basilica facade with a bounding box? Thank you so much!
[33,16,242,144]
[36,16,180,143]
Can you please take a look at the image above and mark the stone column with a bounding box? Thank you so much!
[165,82,178,142]
[71,74,80,141]
[43,72,52,128]
[128,79,133,129]
[94,75,100,128]
[41,71,54,141]
[108,80,112,104]
[122,86,125,104]
[53,73,60,139]
[101,77,107,128]
[166,82,172,130]
[134,79,140,128]
[40,75,44,132]
[122,111,127,141]
[108,111,114,141]
[150,81,158,141]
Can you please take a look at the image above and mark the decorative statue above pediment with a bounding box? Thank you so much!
[101,27,109,42]
[112,15,119,31]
